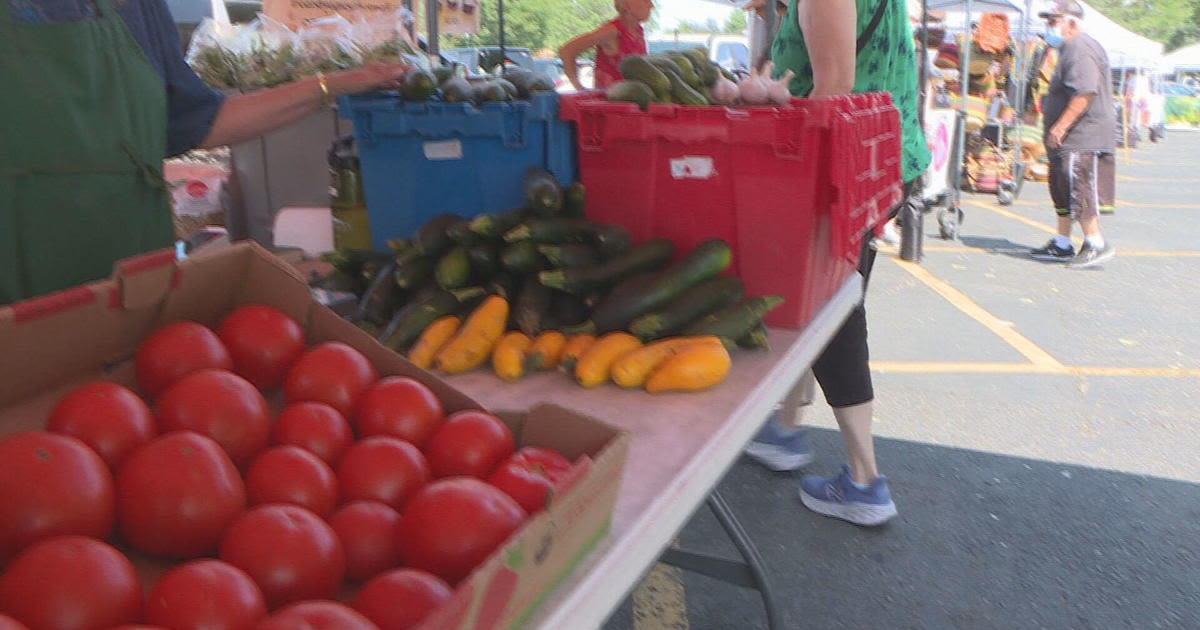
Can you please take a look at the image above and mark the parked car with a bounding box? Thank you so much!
[646,33,750,73]
[1161,81,1198,97]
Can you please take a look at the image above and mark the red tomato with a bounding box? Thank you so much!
[328,501,403,582]
[218,304,306,391]
[156,369,271,466]
[246,446,338,518]
[219,505,345,609]
[283,342,378,418]
[271,402,353,466]
[253,602,377,630]
[486,447,573,514]
[353,377,444,447]
[135,321,233,398]
[46,381,155,471]
[0,432,114,562]
[144,559,267,630]
[118,431,246,558]
[423,410,515,479]
[397,478,526,584]
[0,614,28,630]
[337,437,431,511]
[0,536,141,630]
[352,569,452,630]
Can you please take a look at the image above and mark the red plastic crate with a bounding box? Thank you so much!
[560,93,903,328]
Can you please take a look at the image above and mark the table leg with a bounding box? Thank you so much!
[658,490,784,630]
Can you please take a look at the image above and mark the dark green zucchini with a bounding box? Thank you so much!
[504,218,606,243]
[416,213,463,256]
[628,275,744,340]
[538,238,674,294]
[548,290,590,328]
[465,243,501,279]
[435,246,472,289]
[563,182,587,217]
[446,218,487,246]
[355,259,401,325]
[682,295,784,341]
[500,241,545,274]
[583,238,733,333]
[379,287,485,350]
[468,208,530,239]
[514,275,552,336]
[485,272,517,299]
[737,322,769,349]
[393,255,435,290]
[537,243,600,268]
[593,223,633,256]
[524,167,563,216]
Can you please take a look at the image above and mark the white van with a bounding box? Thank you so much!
[646,33,751,73]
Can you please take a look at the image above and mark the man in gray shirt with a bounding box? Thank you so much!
[1030,0,1117,268]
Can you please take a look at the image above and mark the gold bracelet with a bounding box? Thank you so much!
[316,72,333,109]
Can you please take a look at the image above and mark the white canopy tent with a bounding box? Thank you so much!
[1165,43,1200,74]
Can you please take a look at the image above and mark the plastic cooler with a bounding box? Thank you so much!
[560,93,903,328]
[341,92,578,251]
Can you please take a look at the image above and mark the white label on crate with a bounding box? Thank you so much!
[670,156,716,180]
[424,140,463,161]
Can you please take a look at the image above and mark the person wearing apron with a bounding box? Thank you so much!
[0,0,406,305]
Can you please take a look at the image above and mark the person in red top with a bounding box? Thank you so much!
[559,0,653,90]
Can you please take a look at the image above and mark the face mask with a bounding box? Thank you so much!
[1044,26,1064,47]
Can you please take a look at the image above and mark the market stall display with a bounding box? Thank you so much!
[0,244,628,630]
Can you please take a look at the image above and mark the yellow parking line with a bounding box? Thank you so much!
[916,245,1200,257]
[891,259,1065,369]
[872,361,1200,378]
[1118,175,1200,183]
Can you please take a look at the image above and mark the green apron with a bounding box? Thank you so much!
[0,0,173,304]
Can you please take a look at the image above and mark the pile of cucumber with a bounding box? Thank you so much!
[317,167,782,358]
[396,64,556,106]
[606,48,734,109]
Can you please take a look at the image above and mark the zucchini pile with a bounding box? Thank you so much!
[315,168,783,393]
[397,63,556,106]
[606,48,734,109]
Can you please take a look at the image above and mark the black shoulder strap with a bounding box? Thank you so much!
[857,0,890,54]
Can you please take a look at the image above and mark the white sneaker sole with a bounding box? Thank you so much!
[1068,247,1117,269]
[799,489,898,526]
[745,442,814,472]
[1030,252,1073,262]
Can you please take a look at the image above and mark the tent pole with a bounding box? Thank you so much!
[951,0,974,208]
[426,0,439,57]
[499,0,505,72]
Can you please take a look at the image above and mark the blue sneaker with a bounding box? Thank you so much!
[798,465,898,526]
[745,416,814,471]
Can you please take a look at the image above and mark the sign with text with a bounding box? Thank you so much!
[437,0,480,35]
[264,0,401,29]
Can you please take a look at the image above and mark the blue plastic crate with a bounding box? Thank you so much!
[340,92,578,250]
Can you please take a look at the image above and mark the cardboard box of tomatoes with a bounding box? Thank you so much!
[0,242,629,630]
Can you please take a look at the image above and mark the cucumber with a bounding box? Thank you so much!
[417,213,463,256]
[514,275,552,336]
[607,80,656,110]
[628,275,744,340]
[524,168,563,216]
[548,290,590,328]
[682,295,784,341]
[618,56,670,97]
[393,256,435,290]
[500,240,545,274]
[537,243,599,268]
[538,238,675,294]
[737,322,769,349]
[355,259,402,325]
[584,238,733,333]
[665,53,703,90]
[465,243,501,279]
[435,246,472,289]
[469,208,530,238]
[666,69,708,106]
[380,287,485,350]
[563,182,587,217]
[646,55,683,78]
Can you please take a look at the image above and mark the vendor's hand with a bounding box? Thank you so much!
[328,63,410,95]
[1046,125,1066,149]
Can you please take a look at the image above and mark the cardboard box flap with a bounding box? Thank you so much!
[115,249,178,311]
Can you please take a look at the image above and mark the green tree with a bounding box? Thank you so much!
[723,9,747,35]
[1087,0,1199,52]
[441,0,615,53]
[674,18,721,33]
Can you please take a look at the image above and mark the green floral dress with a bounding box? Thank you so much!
[771,0,931,183]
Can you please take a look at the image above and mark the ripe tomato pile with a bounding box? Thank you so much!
[0,304,578,630]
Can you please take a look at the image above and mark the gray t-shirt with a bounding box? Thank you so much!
[1043,32,1115,152]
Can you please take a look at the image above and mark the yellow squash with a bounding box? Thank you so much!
[492,331,533,381]
[610,335,724,388]
[526,331,568,371]
[407,315,461,369]
[435,296,510,374]
[575,332,642,388]
[559,334,597,372]
[645,342,732,393]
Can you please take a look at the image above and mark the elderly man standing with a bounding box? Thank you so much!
[1029,0,1117,268]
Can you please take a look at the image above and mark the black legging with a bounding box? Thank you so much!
[811,182,914,408]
